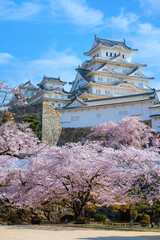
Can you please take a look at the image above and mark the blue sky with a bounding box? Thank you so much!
[0,0,160,91]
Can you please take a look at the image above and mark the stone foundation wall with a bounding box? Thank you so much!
[10,103,43,124]
[8,103,62,146]
[0,200,69,225]
[42,103,62,146]
[58,127,91,146]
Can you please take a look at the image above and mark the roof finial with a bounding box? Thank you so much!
[123,38,126,44]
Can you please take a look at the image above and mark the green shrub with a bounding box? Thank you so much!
[140,220,150,227]
[8,212,21,224]
[75,217,91,224]
[60,214,74,222]
[104,219,110,224]
[31,217,41,224]
[94,214,106,223]
[136,214,150,222]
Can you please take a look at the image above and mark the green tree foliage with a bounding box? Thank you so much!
[136,213,150,222]
[1,111,14,124]
[94,214,106,223]
[23,114,42,139]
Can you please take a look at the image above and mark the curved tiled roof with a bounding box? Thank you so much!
[77,68,91,82]
[84,36,138,55]
[94,37,138,52]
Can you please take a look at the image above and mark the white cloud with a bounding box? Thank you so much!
[139,0,160,16]
[108,9,138,32]
[130,23,160,63]
[0,0,45,20]
[0,53,14,65]
[49,0,104,28]
[0,48,82,91]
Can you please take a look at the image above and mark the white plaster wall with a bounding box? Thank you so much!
[99,48,132,61]
[151,118,160,132]
[113,87,136,96]
[42,83,63,90]
[91,86,113,96]
[91,73,147,89]
[60,101,153,128]
[24,89,37,98]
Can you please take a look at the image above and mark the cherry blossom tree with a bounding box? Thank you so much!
[88,116,160,150]
[0,81,24,111]
[1,142,159,220]
[0,121,43,160]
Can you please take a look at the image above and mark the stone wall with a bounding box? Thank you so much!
[58,127,91,146]
[8,103,62,146]
[42,103,62,146]
[0,200,70,225]
[10,103,43,124]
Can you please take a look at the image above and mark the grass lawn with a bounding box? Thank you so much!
[63,223,160,232]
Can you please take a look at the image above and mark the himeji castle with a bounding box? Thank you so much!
[9,36,160,131]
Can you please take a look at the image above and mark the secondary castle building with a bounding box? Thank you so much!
[9,36,160,131]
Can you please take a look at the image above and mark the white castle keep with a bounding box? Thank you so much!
[9,36,160,131]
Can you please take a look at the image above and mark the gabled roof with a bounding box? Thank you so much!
[61,90,158,110]
[76,68,91,82]
[86,69,154,81]
[37,75,67,86]
[64,95,87,109]
[127,67,152,79]
[19,80,38,90]
[83,56,147,69]
[95,37,138,51]
[84,36,138,55]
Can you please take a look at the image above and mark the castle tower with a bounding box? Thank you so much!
[70,36,154,100]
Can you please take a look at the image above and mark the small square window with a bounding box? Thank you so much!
[122,54,125,58]
[96,89,101,94]
[110,53,112,57]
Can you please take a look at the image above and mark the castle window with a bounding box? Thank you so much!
[139,83,143,87]
[110,53,112,57]
[114,53,116,57]
[98,77,103,82]
[106,52,108,56]
[96,89,101,94]
[71,116,80,121]
[97,53,99,57]
[122,54,125,58]
[105,90,110,95]
[58,103,61,107]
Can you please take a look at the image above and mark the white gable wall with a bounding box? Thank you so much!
[151,117,160,131]
[42,83,63,90]
[60,100,154,128]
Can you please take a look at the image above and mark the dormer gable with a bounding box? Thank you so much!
[65,96,87,108]
[128,68,146,78]
[97,63,114,73]
[110,54,129,64]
